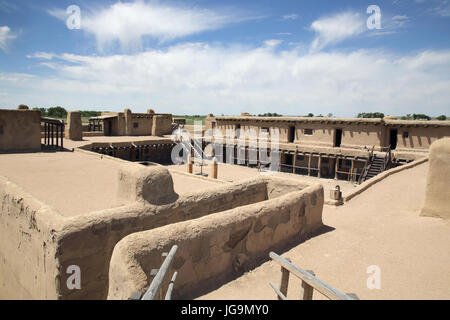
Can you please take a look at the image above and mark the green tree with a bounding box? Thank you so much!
[357,112,385,118]
[436,115,447,121]
[412,113,430,120]
[32,107,47,116]
[47,106,67,118]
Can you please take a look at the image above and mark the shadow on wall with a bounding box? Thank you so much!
[107,175,326,300]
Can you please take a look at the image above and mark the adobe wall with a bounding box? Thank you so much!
[210,116,450,153]
[152,114,173,136]
[65,111,83,141]
[421,138,450,219]
[0,164,273,299]
[107,179,324,300]
[392,125,450,151]
[0,109,41,152]
[0,176,61,299]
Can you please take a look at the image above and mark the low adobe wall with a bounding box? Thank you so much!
[0,176,62,299]
[421,138,450,219]
[0,109,41,152]
[107,180,324,300]
[0,164,284,299]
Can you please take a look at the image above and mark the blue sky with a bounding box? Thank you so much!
[0,0,449,116]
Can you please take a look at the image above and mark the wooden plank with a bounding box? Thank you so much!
[270,252,355,300]
[142,245,178,300]
[300,270,315,300]
[269,282,287,300]
[278,257,291,300]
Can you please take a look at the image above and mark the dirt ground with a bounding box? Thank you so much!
[198,162,450,300]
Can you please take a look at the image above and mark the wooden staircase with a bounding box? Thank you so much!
[359,147,392,183]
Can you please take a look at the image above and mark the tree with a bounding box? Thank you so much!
[357,112,384,118]
[47,106,67,118]
[32,107,47,116]
[436,115,447,121]
[258,113,282,117]
[307,113,314,117]
[412,113,430,120]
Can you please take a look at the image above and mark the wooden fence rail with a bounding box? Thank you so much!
[269,251,359,300]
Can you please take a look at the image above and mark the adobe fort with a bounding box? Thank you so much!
[0,105,449,300]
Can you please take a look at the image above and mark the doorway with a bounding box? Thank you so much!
[288,126,295,143]
[334,129,342,147]
[390,129,398,150]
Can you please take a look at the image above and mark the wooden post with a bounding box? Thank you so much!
[188,156,193,174]
[300,270,315,300]
[44,122,47,144]
[350,159,355,182]
[308,154,312,176]
[293,149,297,174]
[278,258,291,300]
[318,155,322,178]
[334,158,339,180]
[60,124,64,150]
[349,159,354,182]
[211,157,218,179]
[51,124,54,146]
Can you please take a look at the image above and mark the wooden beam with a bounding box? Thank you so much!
[300,270,315,300]
[270,252,356,300]
[278,257,291,300]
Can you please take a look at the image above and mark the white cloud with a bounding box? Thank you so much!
[48,1,257,51]
[263,39,283,47]
[282,14,298,20]
[5,44,448,117]
[310,11,365,52]
[26,52,56,60]
[0,26,16,53]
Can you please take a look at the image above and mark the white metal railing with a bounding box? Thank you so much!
[129,245,179,300]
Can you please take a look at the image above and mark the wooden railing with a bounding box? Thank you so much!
[269,252,358,300]
[382,145,392,171]
[42,117,64,150]
[130,245,179,300]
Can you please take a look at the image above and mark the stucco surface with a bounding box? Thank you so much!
[107,179,323,299]
[421,138,450,219]
[198,162,450,300]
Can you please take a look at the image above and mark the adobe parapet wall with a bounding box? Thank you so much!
[206,115,450,154]
[0,109,41,152]
[108,178,323,299]
[0,163,318,299]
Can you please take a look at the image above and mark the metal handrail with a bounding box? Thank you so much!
[142,245,178,300]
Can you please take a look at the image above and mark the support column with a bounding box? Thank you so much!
[350,159,355,182]
[211,157,218,179]
[308,154,312,176]
[318,154,322,178]
[293,149,297,174]
[187,156,193,174]
[335,157,339,180]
